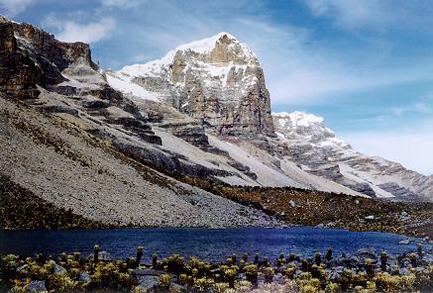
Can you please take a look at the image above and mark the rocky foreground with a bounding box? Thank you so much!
[1,243,433,292]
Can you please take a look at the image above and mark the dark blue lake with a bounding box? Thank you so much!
[0,227,424,262]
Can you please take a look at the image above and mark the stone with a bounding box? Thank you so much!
[24,280,47,292]
[356,249,377,261]
[289,200,296,208]
[87,251,112,261]
[136,275,159,291]
[0,20,41,99]
[0,15,97,101]
[132,268,168,291]
[79,272,91,283]
[399,239,411,245]
[16,264,29,273]
[53,263,67,274]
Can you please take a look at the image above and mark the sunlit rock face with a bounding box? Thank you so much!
[0,15,100,99]
[109,33,275,137]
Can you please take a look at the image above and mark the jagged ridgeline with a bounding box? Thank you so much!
[107,32,275,137]
[0,15,432,229]
[107,30,433,202]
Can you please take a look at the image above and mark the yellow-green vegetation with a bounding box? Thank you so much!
[2,247,433,292]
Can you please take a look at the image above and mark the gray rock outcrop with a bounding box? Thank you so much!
[109,33,275,137]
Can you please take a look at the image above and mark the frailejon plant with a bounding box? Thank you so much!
[93,245,100,263]
[135,246,143,267]
[314,252,322,266]
[417,243,423,261]
[159,274,171,290]
[262,266,274,283]
[152,252,158,268]
[380,251,388,272]
[325,248,333,262]
[243,263,258,285]
[241,253,248,263]
[162,254,184,275]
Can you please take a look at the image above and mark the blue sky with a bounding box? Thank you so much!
[2,0,433,175]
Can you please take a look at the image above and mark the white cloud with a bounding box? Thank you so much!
[232,19,433,105]
[102,1,433,105]
[342,122,433,176]
[101,0,142,9]
[390,96,433,117]
[45,17,116,44]
[0,0,34,16]
[306,0,391,29]
[305,0,433,32]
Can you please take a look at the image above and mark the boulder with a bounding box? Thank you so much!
[24,280,47,292]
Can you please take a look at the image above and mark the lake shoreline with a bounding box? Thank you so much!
[2,242,433,292]
[1,227,430,263]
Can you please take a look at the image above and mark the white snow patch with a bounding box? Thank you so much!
[106,73,158,101]
[208,135,307,188]
[273,111,324,127]
[278,159,366,197]
[339,164,395,198]
[118,32,257,78]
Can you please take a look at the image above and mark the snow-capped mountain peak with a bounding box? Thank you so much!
[175,32,248,55]
[272,111,433,201]
[272,111,349,149]
[117,32,258,80]
[106,31,433,201]
[274,111,325,128]
[107,32,274,136]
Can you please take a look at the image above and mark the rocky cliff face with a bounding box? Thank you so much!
[0,16,284,228]
[108,33,275,137]
[0,15,98,99]
[273,112,433,201]
[0,17,41,99]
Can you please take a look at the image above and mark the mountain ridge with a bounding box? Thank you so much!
[1,14,432,234]
[108,32,432,201]
[273,111,433,201]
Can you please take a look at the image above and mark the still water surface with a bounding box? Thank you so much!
[0,227,423,262]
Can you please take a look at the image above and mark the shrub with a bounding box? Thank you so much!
[159,274,171,289]
[213,282,229,293]
[223,267,238,287]
[235,280,252,292]
[325,281,340,293]
[194,277,214,291]
[263,267,274,283]
[284,264,297,279]
[162,254,184,275]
